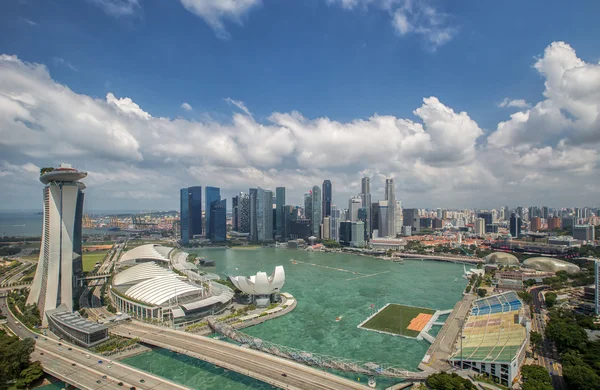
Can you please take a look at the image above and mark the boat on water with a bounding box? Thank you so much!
[393,259,404,264]
[368,377,376,388]
[335,316,343,322]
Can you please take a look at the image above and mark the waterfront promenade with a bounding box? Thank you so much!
[112,321,370,390]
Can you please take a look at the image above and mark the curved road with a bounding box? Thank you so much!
[113,322,369,390]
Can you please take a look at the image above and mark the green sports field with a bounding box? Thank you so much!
[82,251,108,272]
[360,304,436,337]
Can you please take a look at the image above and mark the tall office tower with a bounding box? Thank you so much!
[205,186,221,238]
[573,225,595,242]
[542,206,549,220]
[322,180,332,218]
[403,208,421,234]
[371,202,379,234]
[209,199,227,242]
[256,188,274,242]
[322,217,331,240]
[395,200,403,235]
[530,217,542,232]
[378,200,389,237]
[180,188,190,245]
[478,212,493,233]
[27,164,86,323]
[232,195,239,231]
[339,221,352,246]
[516,206,523,219]
[499,207,505,221]
[249,188,258,241]
[436,208,442,219]
[475,218,485,236]
[510,213,521,238]
[351,221,365,247]
[238,192,250,233]
[361,177,372,238]
[275,187,286,239]
[330,206,340,241]
[491,209,498,223]
[311,185,322,238]
[348,196,362,222]
[304,192,313,221]
[188,186,202,238]
[595,260,599,315]
[385,178,396,237]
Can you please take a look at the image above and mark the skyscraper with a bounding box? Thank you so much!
[205,186,221,238]
[348,196,362,222]
[188,186,202,237]
[238,192,250,233]
[249,188,258,241]
[257,188,274,242]
[330,206,340,241]
[180,188,190,245]
[530,217,541,232]
[210,199,227,242]
[311,185,322,238]
[28,164,87,324]
[385,178,396,237]
[403,208,420,234]
[322,180,332,218]
[510,213,521,238]
[232,195,239,231]
[275,187,286,239]
[322,217,330,240]
[595,260,599,315]
[304,192,312,221]
[361,177,372,239]
[378,200,389,237]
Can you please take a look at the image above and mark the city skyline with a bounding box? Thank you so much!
[3,2,600,210]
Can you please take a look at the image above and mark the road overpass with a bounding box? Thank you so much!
[112,322,371,390]
[1,297,191,390]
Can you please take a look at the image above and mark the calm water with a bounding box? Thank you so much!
[0,211,116,237]
[124,248,467,389]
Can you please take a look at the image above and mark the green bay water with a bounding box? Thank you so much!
[124,248,467,389]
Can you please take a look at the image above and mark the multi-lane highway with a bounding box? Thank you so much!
[530,286,566,390]
[1,296,192,390]
[112,321,370,390]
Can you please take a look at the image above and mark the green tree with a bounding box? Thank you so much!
[477,288,487,298]
[563,363,600,390]
[529,331,543,358]
[426,372,474,390]
[521,365,552,390]
[518,291,533,305]
[15,361,43,389]
[0,334,35,389]
[544,292,557,308]
[545,318,588,353]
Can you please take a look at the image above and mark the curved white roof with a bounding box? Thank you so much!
[119,244,171,264]
[522,257,581,273]
[125,275,201,306]
[113,262,175,286]
[230,266,285,295]
[485,252,519,266]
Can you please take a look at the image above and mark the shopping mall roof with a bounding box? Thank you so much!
[125,275,202,306]
[450,292,527,364]
[113,262,175,286]
[118,244,173,265]
[522,257,581,273]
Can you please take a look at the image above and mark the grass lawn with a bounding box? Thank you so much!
[361,304,436,337]
[21,254,39,262]
[82,251,108,272]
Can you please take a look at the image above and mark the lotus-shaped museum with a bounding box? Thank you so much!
[230,266,285,295]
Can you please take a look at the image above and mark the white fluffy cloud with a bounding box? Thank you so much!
[498,98,530,109]
[181,102,193,111]
[2,41,600,209]
[179,0,261,39]
[89,0,140,16]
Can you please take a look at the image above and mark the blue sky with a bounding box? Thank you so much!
[2,0,600,210]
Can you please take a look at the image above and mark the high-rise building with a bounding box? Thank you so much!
[311,185,322,238]
[542,206,549,220]
[573,225,595,242]
[257,188,274,242]
[238,192,250,233]
[188,186,203,238]
[510,213,521,238]
[348,196,362,222]
[339,221,352,246]
[530,217,542,232]
[378,200,389,237]
[595,260,599,315]
[403,208,420,234]
[351,222,365,247]
[180,188,190,245]
[322,217,331,240]
[322,180,332,218]
[395,200,403,236]
[232,195,239,232]
[385,178,396,237]
[562,216,575,230]
[436,208,442,219]
[304,192,312,221]
[275,187,286,239]
[249,188,258,241]
[361,177,372,238]
[205,186,221,238]
[478,212,493,233]
[548,217,561,231]
[475,218,485,236]
[27,164,87,324]
[209,199,227,242]
[371,202,379,233]
[330,206,340,241]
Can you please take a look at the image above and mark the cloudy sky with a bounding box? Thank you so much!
[2,0,600,211]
